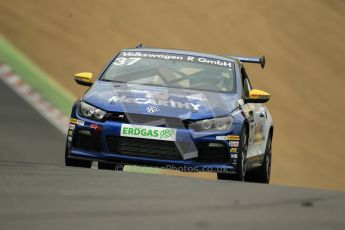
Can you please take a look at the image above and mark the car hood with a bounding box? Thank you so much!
[83,81,240,120]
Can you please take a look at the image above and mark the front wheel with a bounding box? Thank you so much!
[247,135,272,183]
[217,127,248,181]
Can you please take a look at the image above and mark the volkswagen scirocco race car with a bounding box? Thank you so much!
[65,45,274,183]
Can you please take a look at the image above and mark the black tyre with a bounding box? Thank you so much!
[217,171,237,180]
[98,162,124,171]
[65,141,92,168]
[247,134,272,183]
[217,127,248,181]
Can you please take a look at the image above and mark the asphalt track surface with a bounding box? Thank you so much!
[0,80,345,230]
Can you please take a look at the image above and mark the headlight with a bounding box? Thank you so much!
[189,116,233,132]
[79,101,106,121]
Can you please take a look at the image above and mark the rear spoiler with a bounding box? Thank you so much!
[227,56,266,69]
[136,43,144,48]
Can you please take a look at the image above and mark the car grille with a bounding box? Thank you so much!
[106,136,229,164]
[105,113,192,128]
[72,130,102,152]
[106,136,182,160]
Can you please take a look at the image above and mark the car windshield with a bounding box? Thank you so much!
[102,51,236,93]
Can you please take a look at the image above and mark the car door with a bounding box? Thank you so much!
[240,68,266,164]
[255,104,269,157]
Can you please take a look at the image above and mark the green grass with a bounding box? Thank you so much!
[124,165,162,174]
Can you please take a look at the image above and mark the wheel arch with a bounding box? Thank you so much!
[269,126,274,138]
[243,119,250,144]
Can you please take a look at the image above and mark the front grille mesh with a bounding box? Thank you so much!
[106,136,182,160]
[106,136,229,163]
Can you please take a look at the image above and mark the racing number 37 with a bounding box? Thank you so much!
[113,57,141,66]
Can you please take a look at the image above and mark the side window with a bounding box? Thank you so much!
[241,68,252,97]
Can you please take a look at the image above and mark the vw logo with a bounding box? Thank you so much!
[146,105,158,113]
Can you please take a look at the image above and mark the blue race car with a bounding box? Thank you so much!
[65,45,274,183]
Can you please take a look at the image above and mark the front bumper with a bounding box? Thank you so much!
[67,114,242,172]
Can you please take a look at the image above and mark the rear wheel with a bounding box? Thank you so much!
[247,134,272,183]
[98,162,124,171]
[65,141,92,168]
[217,127,248,181]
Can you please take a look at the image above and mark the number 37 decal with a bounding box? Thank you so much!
[113,57,141,66]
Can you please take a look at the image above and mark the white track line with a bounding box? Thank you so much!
[0,63,69,134]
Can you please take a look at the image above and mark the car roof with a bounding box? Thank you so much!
[121,48,240,65]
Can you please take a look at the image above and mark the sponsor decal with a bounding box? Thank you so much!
[90,124,99,129]
[254,121,265,143]
[146,105,158,113]
[121,52,233,68]
[69,124,76,131]
[228,135,240,141]
[229,141,239,147]
[216,136,227,140]
[159,129,174,139]
[90,123,102,132]
[108,95,200,111]
[231,154,238,159]
[70,118,78,124]
[230,148,238,153]
[216,135,240,141]
[70,118,84,126]
[121,124,176,141]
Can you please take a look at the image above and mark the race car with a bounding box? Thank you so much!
[65,45,273,183]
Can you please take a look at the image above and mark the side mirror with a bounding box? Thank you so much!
[245,89,271,103]
[74,72,93,87]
